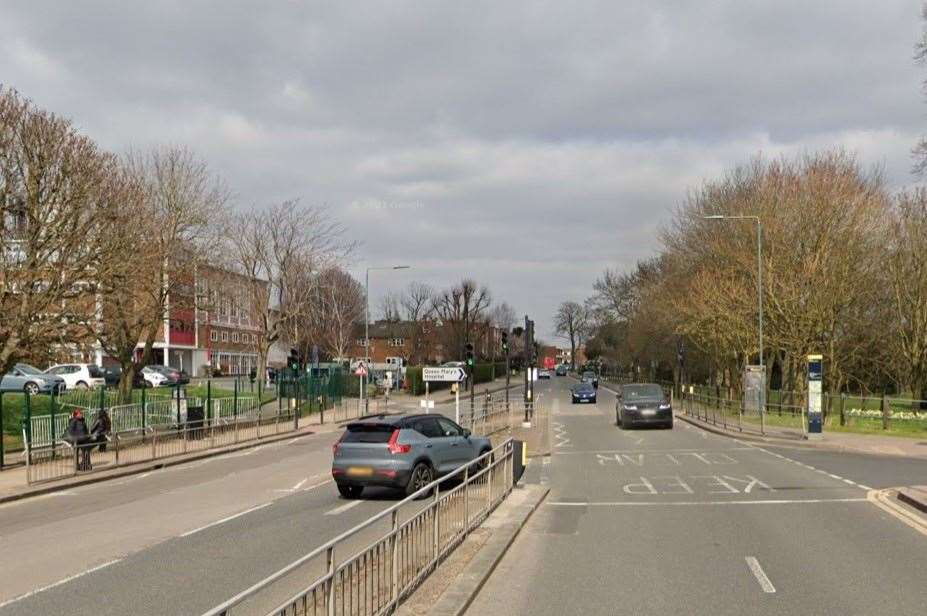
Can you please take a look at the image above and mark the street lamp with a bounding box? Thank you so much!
[703,214,765,433]
[363,265,411,413]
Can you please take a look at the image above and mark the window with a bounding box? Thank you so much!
[221,331,229,342]
[232,332,239,343]
[409,417,443,439]
[210,331,218,342]
[388,338,405,347]
[436,417,462,437]
[356,339,368,347]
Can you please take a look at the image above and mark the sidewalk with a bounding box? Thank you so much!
[388,373,524,406]
[678,410,927,460]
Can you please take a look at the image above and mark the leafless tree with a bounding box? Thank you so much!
[490,301,517,332]
[0,88,119,375]
[554,301,589,370]
[317,267,364,361]
[431,279,492,360]
[378,292,402,323]
[400,282,434,321]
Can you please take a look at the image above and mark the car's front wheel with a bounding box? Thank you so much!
[665,418,674,429]
[23,382,40,396]
[406,463,434,498]
[337,484,364,499]
[76,381,89,390]
[615,410,622,426]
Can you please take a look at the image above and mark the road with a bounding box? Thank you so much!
[468,375,927,615]
[0,389,515,615]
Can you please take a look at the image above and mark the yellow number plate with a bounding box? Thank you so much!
[347,467,373,476]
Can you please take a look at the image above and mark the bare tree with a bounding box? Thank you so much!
[317,267,364,361]
[226,201,350,381]
[400,282,434,321]
[490,301,517,332]
[0,88,118,375]
[378,292,402,323]
[554,301,588,370]
[431,279,492,360]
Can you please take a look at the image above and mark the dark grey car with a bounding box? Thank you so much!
[616,383,673,429]
[331,414,493,499]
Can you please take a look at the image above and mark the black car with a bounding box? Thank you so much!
[616,383,673,429]
[571,382,597,404]
[145,364,190,385]
[555,365,568,376]
[581,371,598,389]
[102,365,149,389]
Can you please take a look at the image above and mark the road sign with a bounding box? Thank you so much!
[423,366,466,382]
[806,354,823,439]
[354,362,368,377]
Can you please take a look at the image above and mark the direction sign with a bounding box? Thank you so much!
[423,366,466,382]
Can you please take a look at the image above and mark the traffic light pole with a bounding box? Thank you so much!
[504,331,510,409]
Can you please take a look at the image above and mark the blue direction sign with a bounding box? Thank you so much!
[807,354,823,438]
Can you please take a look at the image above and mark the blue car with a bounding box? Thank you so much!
[571,382,597,404]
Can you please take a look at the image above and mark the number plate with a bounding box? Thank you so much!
[347,467,373,476]
[641,409,656,416]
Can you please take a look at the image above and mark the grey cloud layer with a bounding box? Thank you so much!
[0,0,922,338]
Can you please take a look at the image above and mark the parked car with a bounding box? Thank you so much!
[538,369,551,379]
[331,414,493,499]
[0,363,66,395]
[101,366,151,389]
[143,364,190,386]
[140,366,170,387]
[616,383,673,429]
[555,365,568,376]
[44,363,106,390]
[571,382,597,404]
[581,370,599,389]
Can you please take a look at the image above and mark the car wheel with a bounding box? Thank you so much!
[337,484,363,499]
[590,397,597,404]
[620,412,630,430]
[23,382,40,396]
[665,418,674,429]
[475,449,493,475]
[615,410,622,426]
[76,381,89,390]
[406,463,434,498]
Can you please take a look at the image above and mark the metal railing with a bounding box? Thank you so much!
[203,438,516,616]
[24,407,301,484]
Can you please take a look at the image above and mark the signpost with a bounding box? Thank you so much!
[806,354,823,439]
[423,366,466,422]
[355,362,367,415]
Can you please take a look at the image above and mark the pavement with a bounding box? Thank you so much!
[466,376,927,616]
[0,385,534,615]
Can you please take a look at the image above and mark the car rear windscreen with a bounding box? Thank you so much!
[343,424,395,443]
[87,365,103,378]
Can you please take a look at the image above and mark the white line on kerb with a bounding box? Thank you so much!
[547,498,868,507]
[180,502,272,537]
[0,558,122,608]
[325,500,363,515]
[745,556,776,593]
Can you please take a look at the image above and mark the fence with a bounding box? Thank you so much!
[24,405,302,484]
[202,438,516,616]
[680,387,927,436]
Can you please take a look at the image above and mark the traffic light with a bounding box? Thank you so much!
[465,342,474,367]
[501,331,509,353]
[288,348,300,371]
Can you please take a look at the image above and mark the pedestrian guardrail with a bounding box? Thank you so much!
[202,438,516,616]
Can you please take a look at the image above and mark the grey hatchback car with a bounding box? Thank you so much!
[331,414,493,499]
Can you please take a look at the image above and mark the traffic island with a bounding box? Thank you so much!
[396,483,549,616]
[898,485,927,515]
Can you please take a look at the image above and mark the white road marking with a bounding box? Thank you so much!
[325,500,363,515]
[745,556,776,593]
[180,502,272,537]
[555,447,753,455]
[274,477,309,493]
[0,558,122,609]
[547,498,868,507]
[867,489,927,537]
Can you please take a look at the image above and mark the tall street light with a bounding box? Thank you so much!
[703,214,765,433]
[363,265,411,413]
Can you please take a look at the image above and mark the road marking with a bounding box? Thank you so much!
[0,558,122,609]
[325,500,363,515]
[554,447,753,455]
[732,439,870,492]
[180,502,273,537]
[745,556,776,593]
[867,489,927,537]
[274,477,309,493]
[547,498,868,507]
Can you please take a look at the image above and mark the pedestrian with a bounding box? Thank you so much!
[62,409,92,471]
[90,407,112,453]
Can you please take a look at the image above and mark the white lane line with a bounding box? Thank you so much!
[303,479,333,492]
[745,556,776,593]
[0,558,122,609]
[325,500,363,515]
[274,477,309,493]
[180,502,272,537]
[554,447,754,455]
[733,439,870,492]
[547,498,868,507]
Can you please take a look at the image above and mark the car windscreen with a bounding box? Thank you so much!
[575,384,594,392]
[623,385,663,399]
[342,424,395,443]
[16,363,42,375]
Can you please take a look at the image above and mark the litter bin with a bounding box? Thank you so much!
[186,405,205,439]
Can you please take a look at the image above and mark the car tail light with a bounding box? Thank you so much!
[387,429,411,455]
[332,433,345,456]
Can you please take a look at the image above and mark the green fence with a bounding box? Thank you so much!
[276,368,345,418]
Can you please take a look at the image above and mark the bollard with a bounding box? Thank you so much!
[839,392,846,427]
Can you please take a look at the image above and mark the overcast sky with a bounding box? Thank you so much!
[1,1,924,340]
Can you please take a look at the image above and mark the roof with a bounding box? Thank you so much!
[345,413,435,427]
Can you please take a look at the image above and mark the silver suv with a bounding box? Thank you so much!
[331,414,493,499]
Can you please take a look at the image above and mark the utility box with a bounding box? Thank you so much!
[512,440,527,484]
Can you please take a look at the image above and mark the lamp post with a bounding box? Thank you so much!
[364,265,411,413]
[703,214,765,434]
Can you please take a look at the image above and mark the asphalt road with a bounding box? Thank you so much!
[468,376,927,616]
[0,390,515,615]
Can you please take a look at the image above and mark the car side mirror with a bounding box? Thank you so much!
[463,429,471,438]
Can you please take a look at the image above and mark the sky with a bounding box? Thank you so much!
[1,1,925,341]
